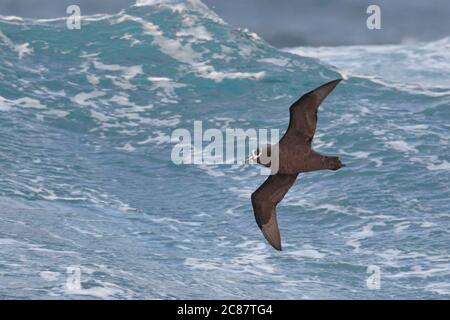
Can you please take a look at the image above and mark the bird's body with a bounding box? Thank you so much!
[250,79,345,250]
[257,143,341,174]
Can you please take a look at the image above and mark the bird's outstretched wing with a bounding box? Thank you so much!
[251,173,299,250]
[281,79,342,146]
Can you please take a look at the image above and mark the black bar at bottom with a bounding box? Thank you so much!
[0,299,445,318]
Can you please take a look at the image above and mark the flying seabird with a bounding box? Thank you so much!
[250,79,345,250]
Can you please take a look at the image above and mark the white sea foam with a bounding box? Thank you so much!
[338,150,383,167]
[193,65,266,82]
[116,143,136,152]
[134,0,225,24]
[258,57,290,67]
[425,283,450,296]
[421,221,437,228]
[140,116,180,127]
[86,74,100,85]
[148,76,187,103]
[285,40,450,97]
[344,151,370,159]
[71,91,106,107]
[44,110,70,118]
[387,264,450,279]
[426,160,450,171]
[137,131,171,145]
[40,271,61,281]
[113,15,265,82]
[198,164,226,177]
[69,225,103,238]
[151,217,201,227]
[185,246,277,276]
[0,15,23,22]
[184,258,222,271]
[411,155,450,171]
[90,110,115,123]
[176,26,212,42]
[65,281,134,299]
[387,140,418,153]
[120,33,143,46]
[375,249,429,268]
[0,30,33,59]
[109,94,154,112]
[288,246,326,259]
[346,222,385,251]
[76,58,144,90]
[394,222,410,233]
[92,60,143,79]
[0,95,46,111]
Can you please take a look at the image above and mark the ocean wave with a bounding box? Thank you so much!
[285,37,450,97]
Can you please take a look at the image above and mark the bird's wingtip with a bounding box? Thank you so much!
[260,215,282,251]
[327,78,343,86]
[311,78,342,102]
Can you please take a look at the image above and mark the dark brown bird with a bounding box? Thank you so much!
[250,79,345,250]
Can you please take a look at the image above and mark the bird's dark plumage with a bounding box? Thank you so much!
[251,173,299,250]
[251,79,345,250]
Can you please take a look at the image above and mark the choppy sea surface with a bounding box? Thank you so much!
[0,0,449,299]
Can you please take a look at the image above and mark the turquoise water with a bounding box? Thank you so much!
[0,0,449,299]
